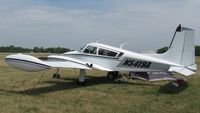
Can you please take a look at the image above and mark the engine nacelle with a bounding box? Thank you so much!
[5,54,51,72]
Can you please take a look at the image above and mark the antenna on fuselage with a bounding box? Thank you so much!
[120,42,128,49]
[94,40,99,43]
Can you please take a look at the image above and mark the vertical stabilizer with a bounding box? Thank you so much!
[162,25,195,67]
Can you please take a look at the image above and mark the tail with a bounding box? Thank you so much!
[161,24,196,76]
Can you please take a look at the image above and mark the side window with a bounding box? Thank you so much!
[98,48,117,57]
[117,52,124,58]
[108,51,118,57]
[83,46,97,54]
[99,48,107,56]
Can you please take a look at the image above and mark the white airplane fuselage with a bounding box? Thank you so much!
[48,42,181,73]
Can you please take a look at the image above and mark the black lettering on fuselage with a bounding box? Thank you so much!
[122,60,151,68]
[129,60,135,66]
[140,62,147,68]
[146,62,151,68]
[123,60,130,65]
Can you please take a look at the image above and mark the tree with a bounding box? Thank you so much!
[195,46,200,56]
[33,47,40,53]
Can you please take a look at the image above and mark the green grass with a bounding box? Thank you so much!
[0,53,200,113]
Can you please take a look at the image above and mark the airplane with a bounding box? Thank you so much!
[5,24,197,85]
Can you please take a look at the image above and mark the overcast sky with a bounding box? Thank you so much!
[0,0,200,52]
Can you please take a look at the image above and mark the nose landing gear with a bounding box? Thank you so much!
[77,69,86,86]
[53,68,61,79]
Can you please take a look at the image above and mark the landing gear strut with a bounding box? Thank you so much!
[107,71,119,80]
[77,69,86,86]
[53,68,61,79]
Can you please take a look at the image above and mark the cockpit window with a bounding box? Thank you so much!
[83,46,97,54]
[98,48,117,57]
[78,45,86,52]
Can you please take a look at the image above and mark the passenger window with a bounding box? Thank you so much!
[108,51,117,57]
[98,48,117,57]
[99,48,107,56]
[83,46,97,54]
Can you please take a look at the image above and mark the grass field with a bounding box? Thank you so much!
[0,53,200,113]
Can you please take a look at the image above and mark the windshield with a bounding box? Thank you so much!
[83,46,97,54]
[78,45,86,52]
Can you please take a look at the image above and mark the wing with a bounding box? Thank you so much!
[46,55,112,71]
[45,55,92,69]
[5,54,112,72]
[43,55,91,69]
[45,61,91,69]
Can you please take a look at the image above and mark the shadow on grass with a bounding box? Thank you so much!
[0,75,113,96]
[0,75,183,96]
[159,82,188,94]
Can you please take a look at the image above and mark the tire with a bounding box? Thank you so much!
[107,72,115,80]
[77,79,86,86]
[53,73,60,79]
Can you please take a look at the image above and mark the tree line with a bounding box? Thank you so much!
[0,45,71,53]
[1,45,200,56]
[157,46,200,56]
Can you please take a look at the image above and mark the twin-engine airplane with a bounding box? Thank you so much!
[5,25,197,85]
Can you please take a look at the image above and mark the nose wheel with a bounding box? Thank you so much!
[53,68,61,79]
[53,73,61,79]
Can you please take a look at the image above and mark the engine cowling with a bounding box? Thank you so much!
[5,53,51,72]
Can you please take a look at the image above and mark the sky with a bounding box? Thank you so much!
[0,0,200,52]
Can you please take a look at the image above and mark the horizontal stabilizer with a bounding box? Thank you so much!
[169,66,196,76]
[187,63,197,71]
[129,72,176,81]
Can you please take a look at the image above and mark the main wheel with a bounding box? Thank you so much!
[107,72,114,80]
[77,79,86,86]
[107,72,115,80]
[107,71,119,80]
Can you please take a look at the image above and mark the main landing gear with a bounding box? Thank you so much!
[52,68,86,86]
[77,69,86,86]
[52,69,120,86]
[107,71,119,80]
[53,68,61,79]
